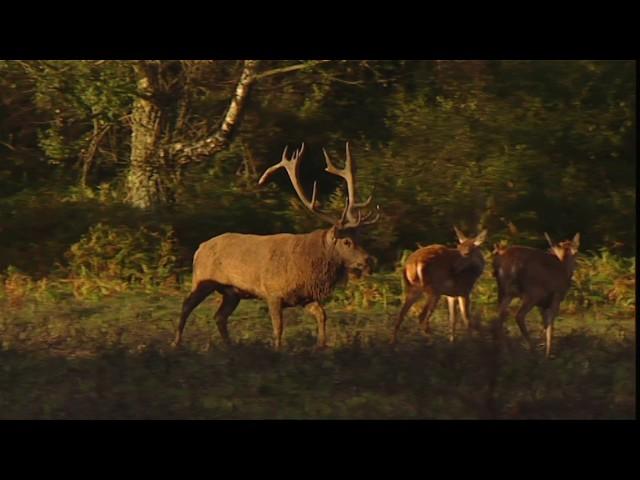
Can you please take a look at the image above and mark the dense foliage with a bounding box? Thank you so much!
[0,60,635,277]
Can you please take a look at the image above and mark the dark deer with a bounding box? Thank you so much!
[172,142,379,350]
[492,233,580,358]
[391,227,487,343]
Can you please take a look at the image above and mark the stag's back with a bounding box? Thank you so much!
[192,229,342,302]
[493,246,571,301]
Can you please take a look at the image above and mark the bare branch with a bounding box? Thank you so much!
[254,60,331,80]
[172,60,259,164]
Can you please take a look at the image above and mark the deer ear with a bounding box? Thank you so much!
[473,229,488,246]
[571,232,580,251]
[544,232,554,248]
[454,226,466,244]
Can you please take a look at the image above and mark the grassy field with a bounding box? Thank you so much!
[0,271,635,420]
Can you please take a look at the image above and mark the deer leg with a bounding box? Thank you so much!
[495,294,513,351]
[458,295,472,330]
[172,283,216,348]
[515,296,536,352]
[391,288,422,344]
[209,291,240,349]
[419,293,440,336]
[540,302,559,359]
[306,302,328,349]
[446,296,457,342]
[267,298,284,350]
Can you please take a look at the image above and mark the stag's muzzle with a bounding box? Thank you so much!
[358,256,376,276]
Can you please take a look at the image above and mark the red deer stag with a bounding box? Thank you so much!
[492,232,580,358]
[391,227,487,343]
[172,142,379,350]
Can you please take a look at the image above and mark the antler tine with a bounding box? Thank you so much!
[323,146,356,217]
[291,142,305,163]
[342,142,372,208]
[259,143,335,225]
[359,206,381,226]
[323,142,380,229]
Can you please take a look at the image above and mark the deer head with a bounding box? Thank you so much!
[544,232,580,277]
[454,226,488,256]
[258,142,379,275]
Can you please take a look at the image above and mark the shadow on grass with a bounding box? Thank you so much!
[0,326,634,420]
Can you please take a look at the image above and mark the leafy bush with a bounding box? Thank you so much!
[64,223,181,298]
[569,249,636,311]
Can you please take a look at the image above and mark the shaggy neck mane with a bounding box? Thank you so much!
[297,229,347,301]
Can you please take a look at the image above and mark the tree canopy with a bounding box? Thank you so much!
[0,60,635,275]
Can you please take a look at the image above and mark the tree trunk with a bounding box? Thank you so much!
[125,60,260,209]
[124,59,323,209]
[125,63,175,209]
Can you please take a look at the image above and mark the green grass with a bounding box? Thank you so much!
[0,275,635,419]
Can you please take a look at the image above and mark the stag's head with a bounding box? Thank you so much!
[544,232,580,274]
[258,142,379,276]
[454,226,488,257]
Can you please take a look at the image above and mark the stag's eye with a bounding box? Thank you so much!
[343,238,353,248]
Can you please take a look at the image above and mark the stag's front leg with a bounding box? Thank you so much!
[267,298,284,350]
[306,302,328,350]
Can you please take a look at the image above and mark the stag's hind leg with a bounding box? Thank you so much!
[173,282,216,348]
[209,289,241,349]
[391,288,422,344]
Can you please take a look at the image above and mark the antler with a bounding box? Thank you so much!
[258,144,336,225]
[322,142,380,229]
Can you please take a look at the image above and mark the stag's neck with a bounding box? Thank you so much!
[301,229,347,301]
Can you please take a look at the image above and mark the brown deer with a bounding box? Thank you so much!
[492,232,580,358]
[172,142,379,350]
[391,227,488,343]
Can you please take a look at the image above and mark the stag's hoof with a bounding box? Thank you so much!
[170,340,181,350]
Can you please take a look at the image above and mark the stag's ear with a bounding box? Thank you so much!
[571,233,580,252]
[327,225,339,243]
[473,229,488,246]
[454,226,467,244]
